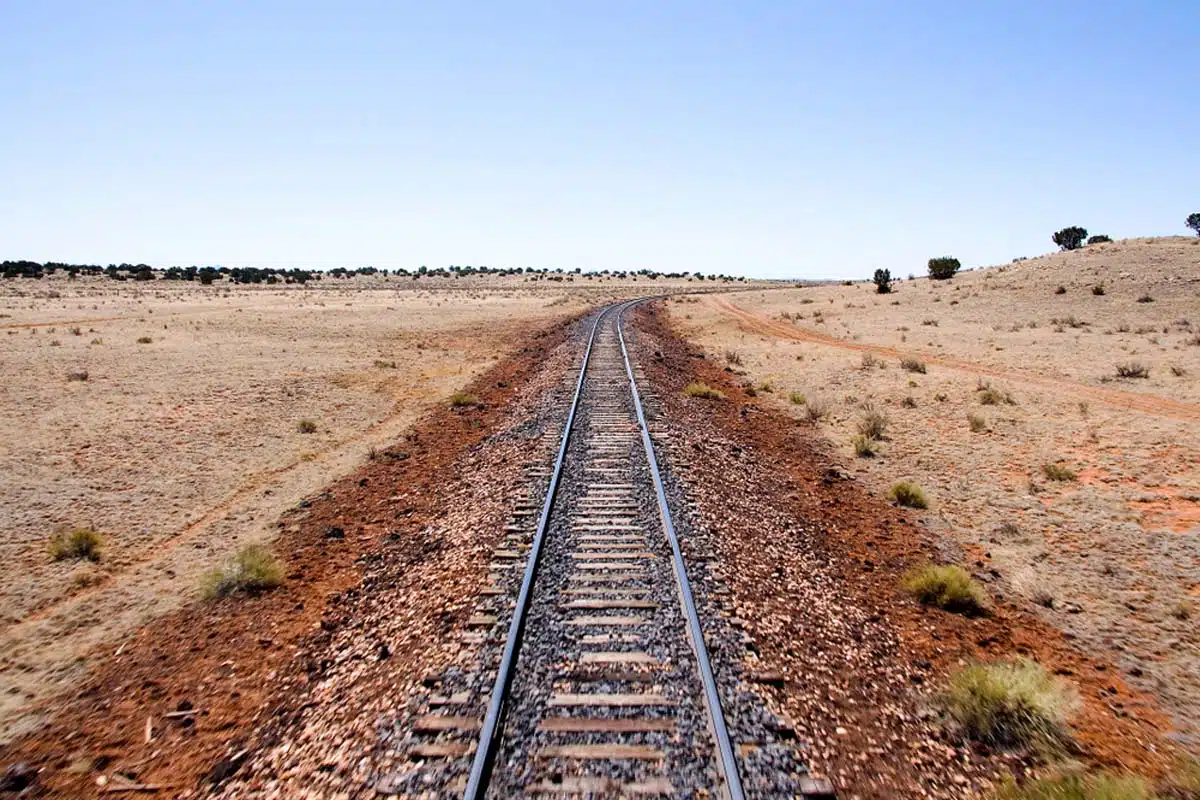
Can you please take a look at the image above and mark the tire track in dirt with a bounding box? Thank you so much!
[711,296,1200,423]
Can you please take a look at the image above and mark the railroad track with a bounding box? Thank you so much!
[379,301,826,798]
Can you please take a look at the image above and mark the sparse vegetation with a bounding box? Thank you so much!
[901,395,917,408]
[860,352,880,370]
[943,657,1078,749]
[900,358,926,374]
[1086,234,1113,245]
[48,526,102,562]
[922,318,939,327]
[788,391,806,405]
[1137,294,1154,303]
[1052,226,1088,251]
[724,349,743,366]
[968,413,987,432]
[928,256,961,280]
[682,382,724,400]
[756,380,775,394]
[1042,463,1077,482]
[373,359,397,369]
[296,419,319,433]
[1115,362,1150,379]
[903,564,988,615]
[450,391,479,407]
[993,771,1151,800]
[1092,283,1106,296]
[1055,285,1067,295]
[890,482,928,509]
[66,370,89,382]
[201,544,284,599]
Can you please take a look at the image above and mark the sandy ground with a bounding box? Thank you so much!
[0,275,711,742]
[670,236,1200,740]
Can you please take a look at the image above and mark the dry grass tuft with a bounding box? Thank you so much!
[136,336,153,344]
[201,544,284,600]
[804,396,829,421]
[1115,362,1149,379]
[852,435,876,458]
[450,391,479,407]
[296,419,319,433]
[890,481,928,509]
[904,564,988,615]
[48,526,102,562]
[856,403,890,441]
[724,349,743,366]
[788,391,806,405]
[943,658,1078,750]
[968,413,988,432]
[66,370,89,382]
[682,382,725,400]
[900,358,927,374]
[1042,463,1077,482]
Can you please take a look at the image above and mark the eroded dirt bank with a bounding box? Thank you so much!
[630,301,1179,798]
[0,310,590,797]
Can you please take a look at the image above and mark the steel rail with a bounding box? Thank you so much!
[463,300,635,799]
[616,301,746,800]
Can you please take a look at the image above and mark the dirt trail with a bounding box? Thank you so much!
[711,296,1200,423]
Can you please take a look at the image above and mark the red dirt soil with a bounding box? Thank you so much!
[0,313,583,798]
[634,302,1179,788]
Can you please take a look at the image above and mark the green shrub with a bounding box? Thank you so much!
[682,382,724,400]
[890,482,928,509]
[994,772,1151,800]
[297,419,318,433]
[1086,234,1113,246]
[900,358,926,374]
[1042,463,1077,482]
[928,256,961,280]
[201,544,284,599]
[1052,227,1088,251]
[788,391,806,405]
[873,268,893,294]
[944,658,1078,749]
[903,564,988,615]
[48,527,102,562]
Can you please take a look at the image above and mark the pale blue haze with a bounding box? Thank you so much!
[2,1,1197,278]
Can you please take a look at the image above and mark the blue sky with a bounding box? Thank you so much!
[2,1,1197,279]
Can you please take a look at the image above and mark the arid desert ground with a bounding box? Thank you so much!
[0,274,718,741]
[670,236,1200,738]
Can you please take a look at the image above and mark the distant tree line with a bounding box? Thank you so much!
[2,260,745,283]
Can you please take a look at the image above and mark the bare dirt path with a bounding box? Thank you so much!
[710,296,1200,422]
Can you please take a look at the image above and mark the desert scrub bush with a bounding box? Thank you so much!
[1055,285,1067,295]
[450,391,479,407]
[804,396,829,422]
[1137,294,1154,303]
[201,544,283,599]
[296,418,318,433]
[968,413,987,432]
[66,370,89,382]
[756,380,774,394]
[928,256,961,280]
[903,564,988,615]
[856,403,889,440]
[1042,463,1077,482]
[860,352,880,370]
[900,358,926,374]
[724,349,743,366]
[922,318,939,327]
[136,336,153,344]
[1092,283,1106,296]
[901,395,917,408]
[682,382,724,400]
[993,771,1151,800]
[48,526,102,562]
[373,359,397,369]
[944,657,1078,749]
[1115,362,1149,379]
[1170,365,1186,377]
[852,435,876,458]
[890,482,928,509]
[788,391,806,405]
